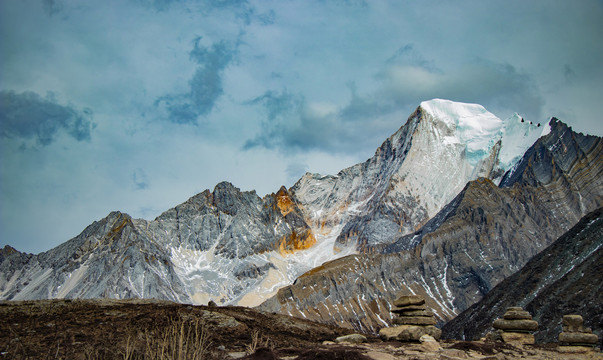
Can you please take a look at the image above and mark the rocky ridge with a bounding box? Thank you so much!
[1,99,546,307]
[0,185,318,306]
[0,211,190,302]
[292,100,545,253]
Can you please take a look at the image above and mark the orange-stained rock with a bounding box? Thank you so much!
[277,230,317,256]
[276,186,296,217]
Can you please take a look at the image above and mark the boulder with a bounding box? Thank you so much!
[562,315,584,333]
[419,334,441,352]
[392,309,434,317]
[500,332,535,345]
[393,295,425,307]
[558,332,599,345]
[503,310,532,320]
[379,325,441,341]
[492,319,538,332]
[334,334,368,344]
[558,346,597,353]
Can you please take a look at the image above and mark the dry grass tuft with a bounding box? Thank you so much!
[245,329,273,355]
[141,316,212,360]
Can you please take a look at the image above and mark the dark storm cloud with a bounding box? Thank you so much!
[245,47,546,155]
[242,90,305,151]
[386,44,438,72]
[155,38,237,124]
[243,89,388,154]
[136,0,269,25]
[339,82,390,122]
[134,0,249,11]
[0,90,93,146]
[378,49,545,121]
[208,0,249,9]
[563,64,576,84]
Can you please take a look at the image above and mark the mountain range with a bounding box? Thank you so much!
[1,99,601,335]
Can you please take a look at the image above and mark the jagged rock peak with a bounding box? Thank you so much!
[291,99,557,255]
[273,186,296,217]
[1,245,19,257]
[0,245,25,264]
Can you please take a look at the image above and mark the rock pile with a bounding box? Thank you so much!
[379,295,442,342]
[492,307,538,344]
[558,315,599,348]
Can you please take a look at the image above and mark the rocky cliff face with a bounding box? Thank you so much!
[441,207,603,347]
[258,119,603,333]
[0,211,189,302]
[135,182,320,305]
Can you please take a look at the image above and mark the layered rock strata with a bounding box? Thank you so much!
[379,295,441,342]
[559,315,599,347]
[492,307,538,344]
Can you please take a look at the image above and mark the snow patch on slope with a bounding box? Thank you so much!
[498,113,551,170]
[168,224,357,307]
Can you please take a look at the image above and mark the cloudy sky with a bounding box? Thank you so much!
[1,0,602,253]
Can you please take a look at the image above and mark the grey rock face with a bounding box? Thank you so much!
[291,104,511,253]
[0,212,189,302]
[142,183,313,259]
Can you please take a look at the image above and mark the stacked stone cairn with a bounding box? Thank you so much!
[492,307,538,344]
[379,295,441,342]
[558,315,599,349]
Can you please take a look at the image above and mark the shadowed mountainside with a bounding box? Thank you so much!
[442,207,603,347]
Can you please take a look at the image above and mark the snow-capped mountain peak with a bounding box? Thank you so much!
[418,99,547,171]
[419,99,503,165]
[297,99,555,251]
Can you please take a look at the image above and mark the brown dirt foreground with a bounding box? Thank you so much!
[0,299,601,360]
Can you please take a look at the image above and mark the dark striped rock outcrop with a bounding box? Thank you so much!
[441,208,603,347]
